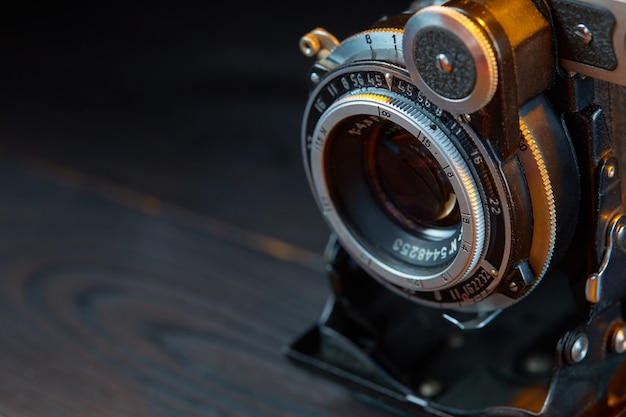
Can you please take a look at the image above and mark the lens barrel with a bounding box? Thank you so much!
[309,91,485,291]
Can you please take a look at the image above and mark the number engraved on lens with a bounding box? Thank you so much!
[396,79,416,97]
[449,268,495,301]
[326,82,340,98]
[392,233,461,264]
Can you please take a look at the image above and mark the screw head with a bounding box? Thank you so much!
[566,333,589,363]
[610,324,626,354]
[616,221,626,253]
[309,72,320,84]
[574,24,593,44]
[607,163,616,178]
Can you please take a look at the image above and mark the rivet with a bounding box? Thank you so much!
[610,324,626,354]
[607,164,616,179]
[567,333,589,363]
[436,53,453,74]
[509,282,519,293]
[617,223,626,243]
[310,72,320,84]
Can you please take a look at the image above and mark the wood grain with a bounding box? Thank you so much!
[0,2,414,416]
[0,157,399,417]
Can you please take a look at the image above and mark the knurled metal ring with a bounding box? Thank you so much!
[403,6,498,114]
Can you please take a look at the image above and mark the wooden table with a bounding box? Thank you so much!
[8,3,623,416]
[0,2,411,416]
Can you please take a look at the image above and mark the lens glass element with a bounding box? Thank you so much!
[324,113,465,271]
[367,122,460,240]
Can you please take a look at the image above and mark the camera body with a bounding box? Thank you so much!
[287,1,626,416]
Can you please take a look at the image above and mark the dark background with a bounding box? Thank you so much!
[0,2,415,417]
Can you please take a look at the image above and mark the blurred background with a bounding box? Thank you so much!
[0,2,415,417]
[0,2,409,252]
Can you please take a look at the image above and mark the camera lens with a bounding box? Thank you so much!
[302,32,579,311]
[309,91,485,291]
[367,122,461,239]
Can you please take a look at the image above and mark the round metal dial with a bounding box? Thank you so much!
[403,6,498,114]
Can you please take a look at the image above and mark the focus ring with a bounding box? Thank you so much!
[309,90,486,291]
[518,118,557,288]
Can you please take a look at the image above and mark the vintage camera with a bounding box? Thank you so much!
[286,1,626,416]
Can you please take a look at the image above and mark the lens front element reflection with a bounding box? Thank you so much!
[367,122,461,240]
